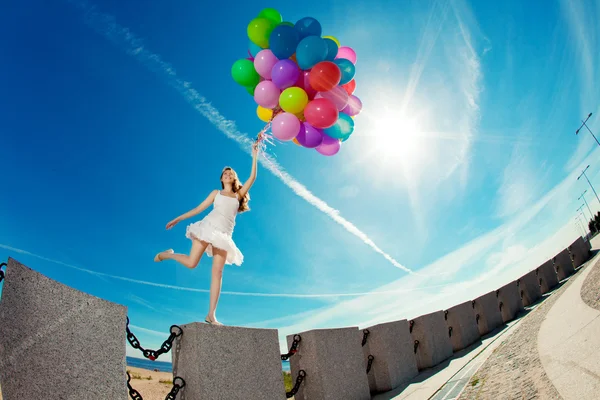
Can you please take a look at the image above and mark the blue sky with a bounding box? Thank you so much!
[1,0,599,355]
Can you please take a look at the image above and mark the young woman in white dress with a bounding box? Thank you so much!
[153,144,259,325]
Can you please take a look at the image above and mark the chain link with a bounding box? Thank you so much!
[409,320,414,333]
[0,262,6,284]
[127,371,144,400]
[126,317,182,361]
[127,372,186,400]
[366,355,374,374]
[361,329,370,347]
[413,340,419,354]
[281,334,301,361]
[286,370,306,398]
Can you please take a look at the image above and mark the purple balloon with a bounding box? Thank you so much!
[254,50,278,79]
[319,86,349,111]
[271,112,301,141]
[254,80,280,109]
[271,59,300,89]
[342,95,362,116]
[316,133,341,156]
[296,122,324,148]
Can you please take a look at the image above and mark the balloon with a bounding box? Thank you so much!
[342,95,362,116]
[254,50,279,79]
[294,17,322,39]
[279,87,309,114]
[304,98,339,129]
[254,80,280,108]
[292,138,301,146]
[245,85,255,96]
[309,61,341,92]
[295,70,317,99]
[323,35,340,47]
[271,112,301,141]
[280,21,295,27]
[257,105,273,122]
[323,112,354,139]
[231,59,260,87]
[269,25,300,59]
[258,8,282,25]
[318,86,349,111]
[341,79,356,95]
[323,38,339,61]
[271,59,300,89]
[316,133,341,156]
[295,36,328,70]
[248,18,276,48]
[334,58,355,85]
[248,40,264,58]
[336,46,357,64]
[296,122,324,148]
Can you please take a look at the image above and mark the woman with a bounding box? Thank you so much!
[154,144,259,325]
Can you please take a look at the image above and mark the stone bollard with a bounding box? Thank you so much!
[471,291,504,336]
[443,301,480,352]
[568,237,592,268]
[409,311,453,370]
[360,320,418,394]
[286,327,370,400]
[172,323,286,399]
[517,270,542,307]
[536,260,559,294]
[496,280,524,323]
[553,248,575,281]
[0,258,127,399]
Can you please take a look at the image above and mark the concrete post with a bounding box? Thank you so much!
[536,260,559,294]
[553,248,575,281]
[496,280,524,323]
[360,320,418,394]
[286,328,370,400]
[409,311,453,370]
[568,237,592,268]
[172,322,286,399]
[471,291,504,336]
[0,258,127,399]
[443,301,480,352]
[517,270,542,307]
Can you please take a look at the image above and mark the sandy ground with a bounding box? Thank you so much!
[456,271,583,400]
[581,257,600,311]
[126,366,174,400]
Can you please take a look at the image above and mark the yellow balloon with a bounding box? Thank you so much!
[323,35,340,47]
[257,105,273,122]
[279,87,308,114]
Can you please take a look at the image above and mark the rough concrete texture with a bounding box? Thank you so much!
[172,322,285,400]
[0,258,128,399]
[568,237,591,268]
[443,301,480,352]
[409,311,454,371]
[361,320,418,394]
[517,270,542,307]
[471,291,504,336]
[286,328,370,400]
[496,280,524,323]
[536,259,559,294]
[553,248,575,281]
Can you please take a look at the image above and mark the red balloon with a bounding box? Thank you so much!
[341,79,356,95]
[295,70,317,99]
[309,62,341,92]
[304,98,339,129]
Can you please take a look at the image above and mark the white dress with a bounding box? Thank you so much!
[185,191,244,266]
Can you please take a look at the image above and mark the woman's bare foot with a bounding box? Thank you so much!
[204,315,224,326]
[154,249,174,262]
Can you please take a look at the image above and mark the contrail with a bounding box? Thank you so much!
[65,0,417,274]
[1,244,450,297]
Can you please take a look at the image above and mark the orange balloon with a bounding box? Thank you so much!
[290,53,298,64]
[292,138,301,146]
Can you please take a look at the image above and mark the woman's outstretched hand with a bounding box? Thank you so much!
[166,218,180,230]
[252,142,259,158]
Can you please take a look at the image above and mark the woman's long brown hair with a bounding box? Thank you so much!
[221,167,250,213]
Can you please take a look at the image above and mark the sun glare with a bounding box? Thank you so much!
[370,114,427,171]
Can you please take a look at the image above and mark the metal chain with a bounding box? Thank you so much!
[281,334,301,361]
[444,310,448,321]
[366,355,374,373]
[0,262,6,284]
[413,340,419,354]
[448,326,453,338]
[127,371,144,400]
[409,320,414,333]
[127,372,186,400]
[499,301,504,312]
[286,370,306,398]
[126,317,182,361]
[361,329,370,347]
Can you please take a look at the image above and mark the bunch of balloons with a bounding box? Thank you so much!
[231,8,362,156]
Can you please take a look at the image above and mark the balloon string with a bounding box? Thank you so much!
[254,108,285,179]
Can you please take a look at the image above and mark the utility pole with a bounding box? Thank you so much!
[575,112,599,146]
[578,205,589,222]
[578,190,594,218]
[577,164,600,206]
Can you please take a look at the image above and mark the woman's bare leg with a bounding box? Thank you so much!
[156,239,208,269]
[205,248,227,324]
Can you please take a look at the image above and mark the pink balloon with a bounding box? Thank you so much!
[254,50,279,79]
[271,112,301,141]
[316,133,341,156]
[254,80,280,109]
[336,46,357,64]
[318,86,349,111]
[342,95,362,116]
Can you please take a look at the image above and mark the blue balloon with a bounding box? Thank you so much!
[334,58,356,85]
[324,113,355,140]
[295,36,328,70]
[323,38,338,61]
[294,17,322,39]
[269,25,300,59]
[248,40,263,58]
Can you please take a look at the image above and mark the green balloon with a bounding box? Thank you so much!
[279,21,294,27]
[258,8,283,25]
[231,59,260,87]
[245,85,256,96]
[247,17,276,48]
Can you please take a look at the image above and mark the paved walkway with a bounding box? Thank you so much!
[538,247,600,399]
